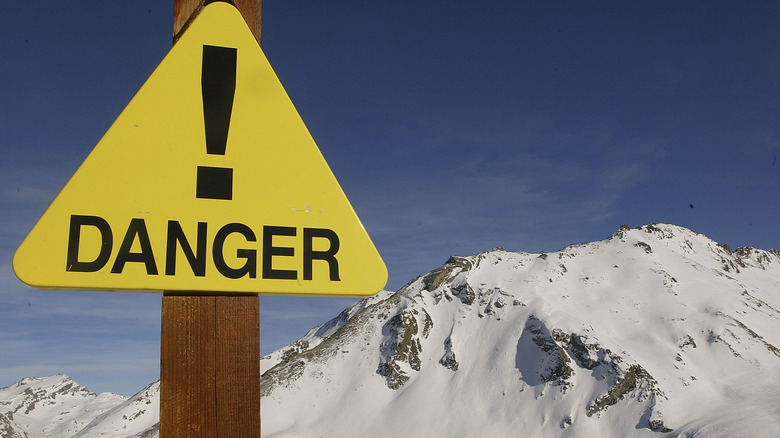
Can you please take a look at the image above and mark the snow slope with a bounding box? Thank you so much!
[0,374,158,437]
[3,223,780,437]
[260,223,780,437]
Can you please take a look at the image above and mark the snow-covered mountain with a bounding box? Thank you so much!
[260,223,780,437]
[0,374,158,438]
[4,223,780,437]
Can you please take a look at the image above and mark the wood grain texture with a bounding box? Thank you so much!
[174,0,261,44]
[160,295,260,437]
[216,296,261,436]
[160,295,218,437]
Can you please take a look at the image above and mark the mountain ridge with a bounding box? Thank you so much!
[260,223,780,437]
[0,374,158,438]
[3,223,780,437]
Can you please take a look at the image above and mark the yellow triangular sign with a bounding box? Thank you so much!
[13,2,387,296]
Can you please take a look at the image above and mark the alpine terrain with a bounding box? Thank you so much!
[3,224,780,437]
[0,374,158,437]
[261,223,780,437]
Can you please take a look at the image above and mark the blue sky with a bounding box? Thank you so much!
[2,1,779,396]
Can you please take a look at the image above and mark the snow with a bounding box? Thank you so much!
[260,224,780,437]
[3,223,780,437]
[0,374,158,437]
[0,374,126,437]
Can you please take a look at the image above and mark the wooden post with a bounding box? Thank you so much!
[161,1,262,436]
[161,294,260,436]
[174,0,261,44]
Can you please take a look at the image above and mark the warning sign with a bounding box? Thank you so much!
[13,2,387,296]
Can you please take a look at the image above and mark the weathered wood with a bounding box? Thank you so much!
[160,295,219,437]
[174,0,261,44]
[162,1,262,436]
[161,294,261,437]
[215,295,261,436]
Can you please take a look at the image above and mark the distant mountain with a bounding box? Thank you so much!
[3,224,780,437]
[0,374,157,437]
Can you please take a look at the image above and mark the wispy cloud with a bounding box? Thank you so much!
[0,285,161,395]
[349,146,651,289]
[0,346,160,396]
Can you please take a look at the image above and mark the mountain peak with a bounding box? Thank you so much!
[261,223,780,437]
[0,375,159,438]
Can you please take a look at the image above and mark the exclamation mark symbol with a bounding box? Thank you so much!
[197,45,237,200]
